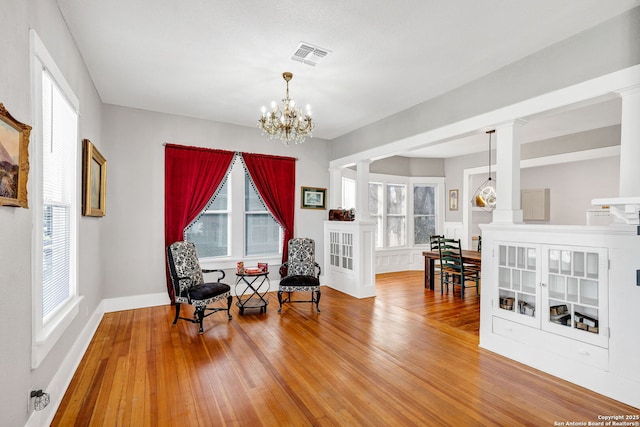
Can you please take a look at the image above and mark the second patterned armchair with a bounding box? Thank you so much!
[278,238,321,313]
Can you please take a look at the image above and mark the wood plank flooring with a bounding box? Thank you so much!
[53,271,637,426]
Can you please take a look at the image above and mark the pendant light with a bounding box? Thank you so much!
[472,130,496,212]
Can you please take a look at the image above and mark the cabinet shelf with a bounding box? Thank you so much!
[494,242,608,348]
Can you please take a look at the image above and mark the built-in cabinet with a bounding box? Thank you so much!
[324,221,376,299]
[494,242,609,350]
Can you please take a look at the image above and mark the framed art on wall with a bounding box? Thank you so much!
[301,186,326,209]
[0,103,31,208]
[82,138,107,216]
[449,189,459,211]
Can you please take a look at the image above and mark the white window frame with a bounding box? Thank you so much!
[369,181,384,248]
[244,172,283,257]
[341,176,356,210]
[385,182,407,248]
[195,159,283,270]
[412,182,440,247]
[185,175,232,258]
[332,169,445,251]
[30,30,82,369]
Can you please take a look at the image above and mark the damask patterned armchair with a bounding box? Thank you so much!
[278,238,321,313]
[167,241,232,333]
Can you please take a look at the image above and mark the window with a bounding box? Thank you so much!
[184,179,230,257]
[41,71,76,318]
[341,177,356,210]
[335,170,443,251]
[413,185,436,245]
[369,183,383,248]
[31,30,81,368]
[185,159,282,263]
[245,174,281,256]
[386,184,406,247]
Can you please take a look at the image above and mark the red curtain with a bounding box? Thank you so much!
[164,144,235,302]
[241,153,296,264]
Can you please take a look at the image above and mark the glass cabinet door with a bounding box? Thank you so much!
[495,242,540,327]
[542,245,608,348]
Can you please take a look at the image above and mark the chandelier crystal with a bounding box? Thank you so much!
[258,72,314,145]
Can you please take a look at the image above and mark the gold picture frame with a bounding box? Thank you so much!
[82,139,107,217]
[0,103,31,208]
[301,186,327,209]
[449,189,459,211]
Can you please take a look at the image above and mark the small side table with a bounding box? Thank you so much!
[235,271,270,315]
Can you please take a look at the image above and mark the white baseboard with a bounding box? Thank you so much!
[26,291,168,426]
[27,283,338,426]
[102,292,170,313]
[25,303,104,427]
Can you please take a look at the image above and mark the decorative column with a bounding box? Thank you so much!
[355,159,372,221]
[618,86,640,197]
[324,159,376,298]
[492,120,526,224]
[592,85,640,224]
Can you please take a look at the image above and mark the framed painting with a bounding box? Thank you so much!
[449,189,459,211]
[0,103,31,208]
[82,139,107,217]
[301,186,327,209]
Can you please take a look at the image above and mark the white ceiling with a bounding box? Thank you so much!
[56,0,637,152]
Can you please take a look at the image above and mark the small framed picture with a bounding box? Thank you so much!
[82,139,107,217]
[0,103,31,209]
[301,186,326,209]
[449,189,459,211]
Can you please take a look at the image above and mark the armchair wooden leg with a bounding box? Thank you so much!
[226,296,233,320]
[195,306,205,334]
[277,291,284,313]
[315,290,321,312]
[173,303,181,325]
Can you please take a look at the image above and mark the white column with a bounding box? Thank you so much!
[618,86,640,197]
[328,167,343,210]
[355,159,372,222]
[492,120,526,224]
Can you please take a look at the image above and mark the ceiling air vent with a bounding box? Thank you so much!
[291,42,331,67]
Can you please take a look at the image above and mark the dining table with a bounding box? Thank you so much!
[422,249,482,290]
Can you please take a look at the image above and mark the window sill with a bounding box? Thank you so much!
[32,295,83,369]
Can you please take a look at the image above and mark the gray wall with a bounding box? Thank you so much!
[370,156,445,177]
[330,7,639,161]
[101,104,330,300]
[0,1,105,425]
[444,126,621,223]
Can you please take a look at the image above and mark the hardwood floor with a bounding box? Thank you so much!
[53,271,636,426]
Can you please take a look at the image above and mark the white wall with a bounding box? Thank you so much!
[100,105,331,299]
[0,1,105,425]
[446,126,622,225]
[521,156,620,225]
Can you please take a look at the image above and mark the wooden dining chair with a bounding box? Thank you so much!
[438,238,480,298]
[428,234,444,288]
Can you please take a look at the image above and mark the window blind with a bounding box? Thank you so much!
[41,72,77,319]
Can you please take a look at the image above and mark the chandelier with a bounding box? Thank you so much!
[472,130,497,211]
[258,72,315,145]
